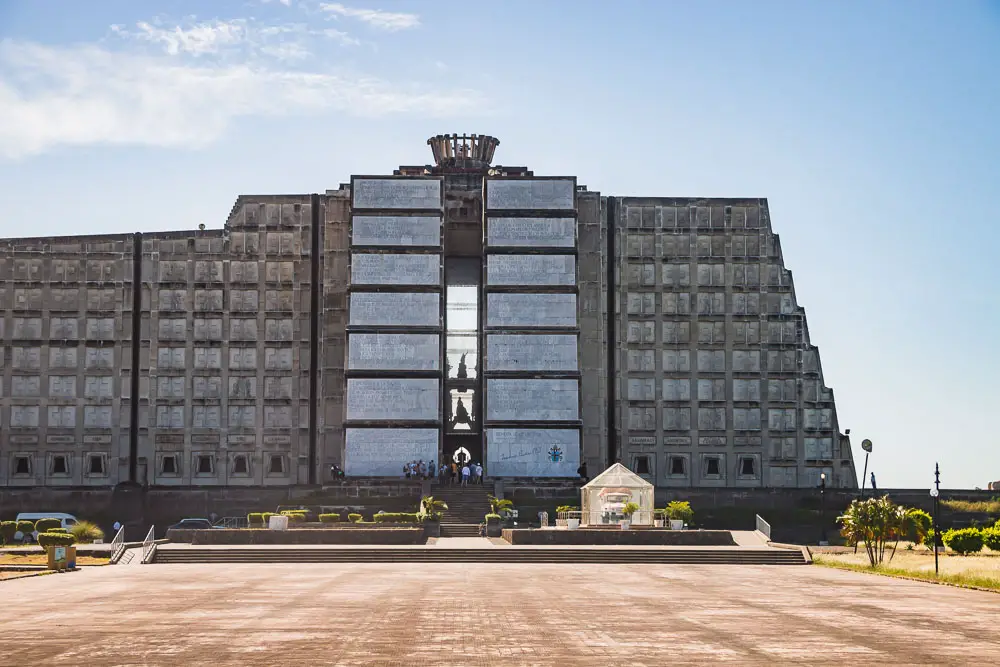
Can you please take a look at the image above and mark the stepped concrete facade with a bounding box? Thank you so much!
[0,134,856,491]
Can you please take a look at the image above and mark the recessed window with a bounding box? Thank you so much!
[51,455,69,476]
[232,455,250,476]
[267,454,285,475]
[703,456,722,478]
[633,456,651,476]
[87,454,107,476]
[196,455,214,475]
[160,455,179,475]
[669,456,686,476]
[739,456,757,477]
[13,456,32,476]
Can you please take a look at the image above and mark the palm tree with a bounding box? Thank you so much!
[488,495,513,516]
[419,496,448,521]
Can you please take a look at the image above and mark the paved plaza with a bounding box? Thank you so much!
[1,562,998,665]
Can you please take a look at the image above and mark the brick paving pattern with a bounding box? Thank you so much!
[1,563,998,665]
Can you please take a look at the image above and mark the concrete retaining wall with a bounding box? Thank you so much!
[502,528,737,546]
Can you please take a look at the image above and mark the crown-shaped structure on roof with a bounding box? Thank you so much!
[427,133,499,169]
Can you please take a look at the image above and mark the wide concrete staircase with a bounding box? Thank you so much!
[152,547,807,565]
[432,484,492,537]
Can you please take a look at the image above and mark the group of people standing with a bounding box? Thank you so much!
[403,460,436,479]
[441,461,483,486]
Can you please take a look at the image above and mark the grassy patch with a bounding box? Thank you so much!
[0,553,110,567]
[815,550,1000,592]
[942,498,1000,514]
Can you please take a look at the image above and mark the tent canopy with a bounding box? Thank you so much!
[582,462,653,491]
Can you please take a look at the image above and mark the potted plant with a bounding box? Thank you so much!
[419,496,448,539]
[555,505,577,529]
[653,509,665,528]
[665,501,693,530]
[621,502,639,530]
[485,513,503,537]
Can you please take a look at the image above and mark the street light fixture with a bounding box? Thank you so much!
[819,472,828,546]
[860,439,873,499]
[931,463,941,575]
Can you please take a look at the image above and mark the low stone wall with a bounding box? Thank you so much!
[502,528,737,546]
[166,527,425,545]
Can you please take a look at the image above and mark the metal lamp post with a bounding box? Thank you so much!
[931,463,941,575]
[859,439,873,499]
[819,472,828,546]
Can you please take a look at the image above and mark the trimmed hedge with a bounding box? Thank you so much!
[46,527,69,534]
[15,521,34,538]
[943,527,984,555]
[34,518,63,533]
[373,513,421,524]
[38,532,76,547]
[982,528,1000,552]
[318,514,341,523]
[281,511,307,524]
[348,513,363,523]
[0,521,17,544]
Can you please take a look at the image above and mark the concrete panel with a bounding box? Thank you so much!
[486,428,580,477]
[486,334,578,372]
[486,255,575,287]
[352,178,441,210]
[486,218,576,248]
[346,378,439,421]
[345,428,439,476]
[352,216,441,247]
[486,379,579,421]
[351,254,440,286]
[348,333,440,371]
[349,292,441,327]
[486,179,575,210]
[486,293,577,328]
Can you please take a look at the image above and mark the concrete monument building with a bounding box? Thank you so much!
[0,134,857,491]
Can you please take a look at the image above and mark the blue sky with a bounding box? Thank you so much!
[1,1,998,488]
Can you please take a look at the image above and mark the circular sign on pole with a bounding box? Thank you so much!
[861,439,873,453]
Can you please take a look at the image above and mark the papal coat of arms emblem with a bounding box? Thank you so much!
[548,445,563,463]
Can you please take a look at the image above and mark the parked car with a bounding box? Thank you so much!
[14,512,79,542]
[167,518,221,531]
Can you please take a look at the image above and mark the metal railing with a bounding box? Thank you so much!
[755,514,772,541]
[215,516,248,529]
[555,511,669,527]
[141,525,156,564]
[109,525,126,564]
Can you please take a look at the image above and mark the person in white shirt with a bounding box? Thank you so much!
[474,463,483,484]
[461,464,471,487]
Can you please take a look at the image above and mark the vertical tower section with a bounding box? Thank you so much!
[483,177,582,477]
[0,235,134,487]
[343,176,444,475]
[612,198,857,489]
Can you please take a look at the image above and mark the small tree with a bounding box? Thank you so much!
[982,527,1000,552]
[0,521,16,545]
[906,509,932,545]
[838,495,904,567]
[419,496,448,521]
[34,518,62,534]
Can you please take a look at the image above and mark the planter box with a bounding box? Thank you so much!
[501,529,737,546]
[669,520,684,530]
[486,522,502,538]
[423,521,441,539]
[46,545,76,570]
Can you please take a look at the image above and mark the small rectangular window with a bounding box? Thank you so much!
[704,457,721,477]
[52,456,69,475]
[161,455,178,475]
[232,455,249,475]
[14,456,32,475]
[633,456,651,476]
[669,456,686,476]
[197,455,214,475]
[740,456,756,477]
[268,455,285,475]
[87,454,106,476]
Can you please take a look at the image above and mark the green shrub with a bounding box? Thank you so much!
[555,505,579,514]
[0,521,16,545]
[906,509,932,544]
[318,514,341,523]
[373,512,421,524]
[665,501,694,523]
[68,520,104,543]
[348,513,363,523]
[38,532,76,547]
[943,527,984,555]
[34,518,62,533]
[981,528,1000,552]
[248,513,265,527]
[46,527,68,534]
[15,521,34,539]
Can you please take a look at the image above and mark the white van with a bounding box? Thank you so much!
[13,513,79,542]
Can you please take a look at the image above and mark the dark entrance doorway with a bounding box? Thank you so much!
[445,434,482,469]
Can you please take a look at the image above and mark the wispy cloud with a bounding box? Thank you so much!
[0,11,483,159]
[319,3,420,31]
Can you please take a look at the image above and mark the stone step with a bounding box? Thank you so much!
[153,548,807,565]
